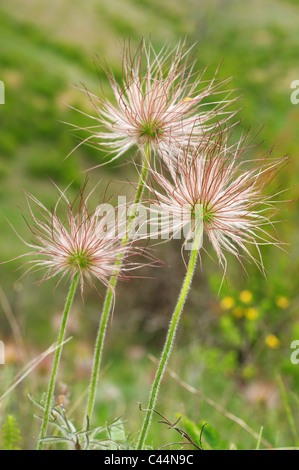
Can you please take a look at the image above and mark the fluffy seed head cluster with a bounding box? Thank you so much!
[146,130,287,274]
[18,187,137,294]
[72,38,235,163]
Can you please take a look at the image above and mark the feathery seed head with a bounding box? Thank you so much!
[146,129,288,274]
[15,186,141,295]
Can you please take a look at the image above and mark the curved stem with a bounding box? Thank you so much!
[84,145,151,424]
[137,235,200,450]
[37,272,79,450]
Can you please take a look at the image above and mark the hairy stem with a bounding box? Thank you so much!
[137,233,200,450]
[37,272,79,450]
[84,145,151,424]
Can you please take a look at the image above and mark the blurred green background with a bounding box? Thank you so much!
[0,0,298,450]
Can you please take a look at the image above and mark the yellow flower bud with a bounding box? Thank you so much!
[240,290,253,304]
[220,296,235,310]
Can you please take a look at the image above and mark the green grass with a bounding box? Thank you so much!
[0,0,298,450]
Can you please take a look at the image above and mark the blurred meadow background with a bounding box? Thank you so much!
[0,0,298,450]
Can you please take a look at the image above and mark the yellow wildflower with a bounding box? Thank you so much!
[240,290,253,304]
[220,296,235,310]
